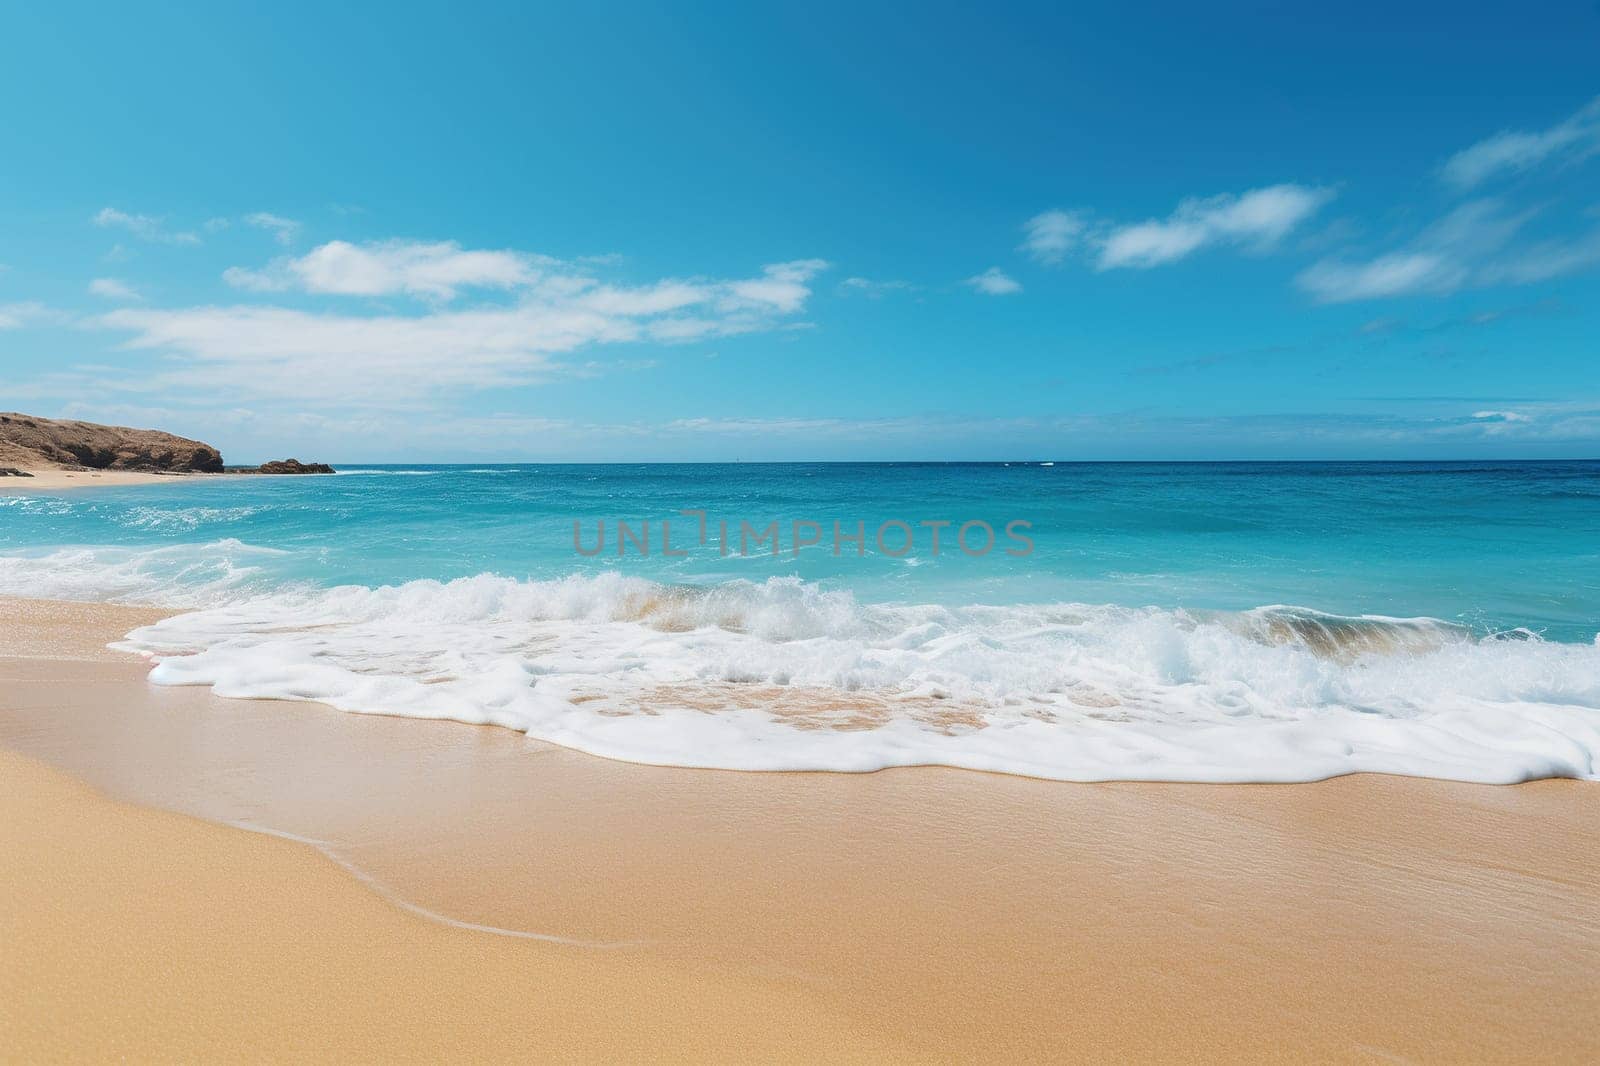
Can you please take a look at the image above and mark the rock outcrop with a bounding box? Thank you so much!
[0,413,224,473]
[255,459,336,475]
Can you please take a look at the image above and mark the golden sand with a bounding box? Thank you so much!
[1,597,1596,1061]
[0,749,907,1062]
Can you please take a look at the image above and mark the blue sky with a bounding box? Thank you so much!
[2,2,1598,462]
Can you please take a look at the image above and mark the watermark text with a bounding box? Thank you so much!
[573,510,1033,558]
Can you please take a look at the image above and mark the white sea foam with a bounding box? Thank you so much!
[0,540,291,606]
[5,542,1597,784]
[118,505,267,532]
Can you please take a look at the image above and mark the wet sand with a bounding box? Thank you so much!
[1,597,1597,1061]
[0,750,906,1062]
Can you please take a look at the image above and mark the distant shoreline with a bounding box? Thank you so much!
[0,467,342,491]
[0,412,334,488]
[7,454,1594,492]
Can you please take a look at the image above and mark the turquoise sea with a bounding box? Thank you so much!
[3,461,1598,783]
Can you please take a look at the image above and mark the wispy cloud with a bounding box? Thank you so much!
[243,212,302,245]
[1356,298,1565,338]
[725,259,830,314]
[1020,209,1086,265]
[1299,252,1467,303]
[224,239,547,299]
[1441,96,1600,189]
[965,266,1021,295]
[221,239,777,308]
[667,416,871,435]
[1298,199,1600,302]
[1475,228,1600,287]
[90,249,830,406]
[1471,408,1530,424]
[633,403,1600,451]
[92,207,200,246]
[88,278,141,302]
[0,302,48,329]
[1097,185,1333,270]
[840,276,916,298]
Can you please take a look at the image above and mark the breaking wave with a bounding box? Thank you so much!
[3,542,1597,784]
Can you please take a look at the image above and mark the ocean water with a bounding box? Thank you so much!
[3,461,1598,783]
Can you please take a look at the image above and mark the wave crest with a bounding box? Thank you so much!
[5,540,1597,783]
[82,567,1600,785]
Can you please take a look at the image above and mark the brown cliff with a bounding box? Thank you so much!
[0,413,224,473]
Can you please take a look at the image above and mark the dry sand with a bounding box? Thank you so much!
[0,467,324,491]
[1,597,1597,1061]
[0,467,221,491]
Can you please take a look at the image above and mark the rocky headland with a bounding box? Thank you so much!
[0,413,333,476]
[254,459,337,475]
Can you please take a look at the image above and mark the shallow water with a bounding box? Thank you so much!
[3,461,1598,782]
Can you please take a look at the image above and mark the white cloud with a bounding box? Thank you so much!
[1298,253,1465,302]
[88,278,141,302]
[668,416,861,435]
[1098,184,1333,269]
[219,267,280,292]
[1476,228,1600,286]
[660,414,1050,442]
[658,404,1600,452]
[92,207,200,246]
[0,302,69,329]
[1020,209,1086,264]
[840,277,915,297]
[629,404,1600,450]
[1467,409,1542,439]
[965,267,1021,295]
[722,259,830,314]
[225,239,551,299]
[1297,198,1600,302]
[244,212,302,245]
[94,254,828,405]
[1442,96,1600,189]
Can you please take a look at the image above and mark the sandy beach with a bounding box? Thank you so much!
[0,467,213,491]
[0,749,905,1062]
[1,596,1596,1061]
[8,6,1600,1061]
[0,467,331,491]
